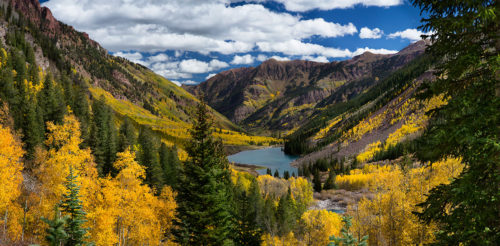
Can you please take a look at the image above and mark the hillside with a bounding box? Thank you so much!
[186,40,428,135]
[0,0,279,150]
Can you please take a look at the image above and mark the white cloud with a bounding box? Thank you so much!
[181,80,198,85]
[205,73,217,80]
[359,27,383,39]
[235,0,403,12]
[170,80,182,86]
[231,54,255,64]
[43,0,358,54]
[209,59,229,70]
[388,28,427,41]
[148,53,170,63]
[113,51,145,64]
[269,56,290,61]
[351,47,398,56]
[256,54,268,62]
[301,55,329,63]
[257,40,352,58]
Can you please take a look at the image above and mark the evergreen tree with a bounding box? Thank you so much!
[90,96,117,176]
[283,170,290,180]
[174,101,235,245]
[313,169,322,192]
[323,169,337,190]
[137,127,164,190]
[118,117,136,152]
[411,0,500,243]
[72,85,90,146]
[276,188,296,236]
[159,142,180,188]
[60,166,89,246]
[42,206,69,246]
[328,216,368,246]
[273,169,280,178]
[266,168,272,175]
[233,179,263,245]
[38,73,66,124]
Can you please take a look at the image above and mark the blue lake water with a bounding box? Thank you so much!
[228,147,299,176]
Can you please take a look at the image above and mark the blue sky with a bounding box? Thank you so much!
[41,0,426,85]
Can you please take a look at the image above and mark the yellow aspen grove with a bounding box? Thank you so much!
[0,124,25,241]
[300,210,343,246]
[33,115,98,240]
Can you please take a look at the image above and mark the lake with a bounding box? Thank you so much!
[228,147,299,176]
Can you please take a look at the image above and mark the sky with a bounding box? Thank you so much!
[40,0,427,86]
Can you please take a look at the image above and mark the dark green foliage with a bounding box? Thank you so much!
[283,170,290,180]
[259,198,277,235]
[60,167,89,246]
[313,169,322,192]
[276,189,296,236]
[159,143,180,188]
[38,73,66,124]
[273,169,280,178]
[118,117,136,152]
[233,179,263,245]
[174,101,235,245]
[42,206,69,246]
[411,0,500,244]
[90,96,117,176]
[323,169,336,190]
[328,216,368,246]
[137,127,164,190]
[266,168,272,175]
[72,85,91,146]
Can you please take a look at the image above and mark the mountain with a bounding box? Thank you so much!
[0,0,278,149]
[185,40,428,135]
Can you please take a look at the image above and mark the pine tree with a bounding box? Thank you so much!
[118,117,135,152]
[323,169,336,190]
[90,96,117,176]
[283,170,290,180]
[137,127,164,190]
[266,168,272,175]
[233,179,263,245]
[174,101,235,245]
[273,169,280,178]
[313,169,322,192]
[72,85,90,146]
[38,73,66,124]
[411,0,500,243]
[276,188,296,236]
[328,216,368,246]
[159,142,180,188]
[42,206,69,246]
[60,166,89,246]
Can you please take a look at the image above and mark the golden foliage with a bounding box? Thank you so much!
[356,141,382,163]
[348,158,464,245]
[0,124,24,241]
[300,210,343,246]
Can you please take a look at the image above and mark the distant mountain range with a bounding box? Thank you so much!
[185,40,428,135]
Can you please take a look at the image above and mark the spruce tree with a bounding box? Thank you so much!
[276,188,296,236]
[118,117,136,152]
[72,86,90,146]
[323,169,337,190]
[39,73,66,124]
[137,127,164,190]
[411,0,500,243]
[273,169,280,178]
[283,170,290,180]
[174,101,235,245]
[233,179,263,245]
[42,206,68,246]
[266,168,272,175]
[328,216,368,246]
[90,96,117,176]
[60,166,89,246]
[159,142,180,188]
[313,169,322,192]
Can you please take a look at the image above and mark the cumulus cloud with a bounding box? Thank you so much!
[256,54,268,62]
[235,0,403,12]
[44,0,357,54]
[351,47,398,56]
[269,56,290,61]
[257,40,352,58]
[359,27,383,39]
[301,55,329,63]
[388,28,428,41]
[205,73,217,80]
[231,54,255,65]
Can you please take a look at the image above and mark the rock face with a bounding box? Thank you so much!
[186,41,428,132]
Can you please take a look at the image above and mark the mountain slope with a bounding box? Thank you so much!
[186,41,428,134]
[1,0,278,149]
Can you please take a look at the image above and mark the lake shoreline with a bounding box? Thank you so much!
[227,146,298,176]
